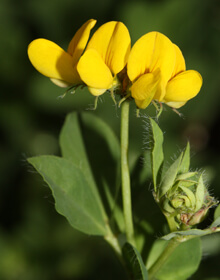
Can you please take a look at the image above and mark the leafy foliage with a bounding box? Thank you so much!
[28,112,121,235]
[2,1,220,278]
[147,238,201,280]
[28,155,108,235]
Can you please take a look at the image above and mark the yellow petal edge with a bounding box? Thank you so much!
[77,49,113,95]
[164,70,203,104]
[86,21,131,75]
[67,19,97,66]
[28,38,80,85]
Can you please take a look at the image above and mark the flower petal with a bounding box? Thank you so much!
[88,87,106,96]
[77,49,113,94]
[171,44,186,78]
[130,69,161,109]
[28,38,81,85]
[164,70,203,104]
[67,19,96,65]
[50,78,72,88]
[127,32,176,93]
[164,101,186,109]
[86,21,131,75]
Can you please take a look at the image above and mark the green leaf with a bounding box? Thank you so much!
[80,112,120,193]
[178,142,190,174]
[59,112,97,190]
[161,226,220,240]
[210,216,220,228]
[147,238,201,280]
[59,112,108,220]
[149,118,164,191]
[59,112,121,223]
[159,153,183,198]
[161,229,208,240]
[79,112,121,228]
[122,242,148,280]
[28,156,108,236]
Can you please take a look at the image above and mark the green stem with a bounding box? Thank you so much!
[104,225,122,257]
[148,238,180,280]
[166,216,179,232]
[120,100,135,246]
[104,225,129,276]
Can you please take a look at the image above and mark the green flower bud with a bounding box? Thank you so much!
[157,171,218,231]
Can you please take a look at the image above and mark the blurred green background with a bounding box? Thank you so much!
[0,0,220,279]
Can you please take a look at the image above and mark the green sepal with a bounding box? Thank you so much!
[158,153,183,198]
[178,185,196,208]
[158,142,191,198]
[176,172,197,181]
[194,175,205,211]
[122,242,148,280]
[178,142,190,174]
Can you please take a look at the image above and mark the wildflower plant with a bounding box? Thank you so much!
[27,19,220,280]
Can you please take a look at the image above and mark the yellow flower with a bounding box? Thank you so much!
[127,32,202,109]
[27,19,96,88]
[77,21,131,96]
[162,44,202,108]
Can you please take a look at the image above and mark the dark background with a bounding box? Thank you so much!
[0,0,220,279]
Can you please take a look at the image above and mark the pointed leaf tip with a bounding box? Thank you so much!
[179,142,190,174]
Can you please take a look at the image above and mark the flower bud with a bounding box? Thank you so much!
[157,172,218,230]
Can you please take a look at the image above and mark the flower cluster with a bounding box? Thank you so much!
[28,19,202,110]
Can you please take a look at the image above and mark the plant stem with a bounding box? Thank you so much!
[166,216,179,232]
[105,225,122,257]
[120,100,135,246]
[104,226,129,277]
[148,238,180,280]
